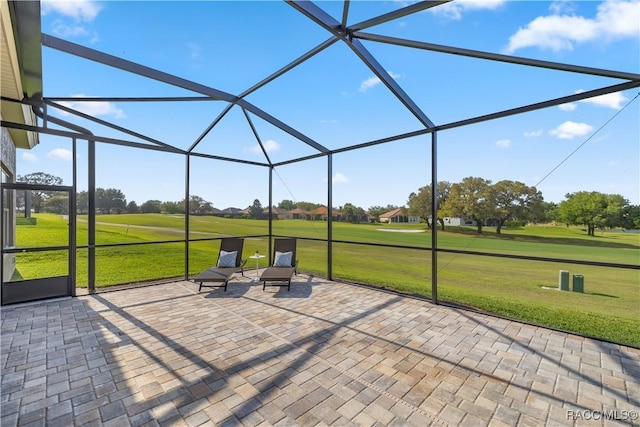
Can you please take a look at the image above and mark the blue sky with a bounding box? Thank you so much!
[18,0,640,210]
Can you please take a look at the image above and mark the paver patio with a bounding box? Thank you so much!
[1,274,639,426]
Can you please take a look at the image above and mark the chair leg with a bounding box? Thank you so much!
[198,282,202,292]
[262,281,266,291]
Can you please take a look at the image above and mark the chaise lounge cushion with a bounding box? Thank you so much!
[217,250,237,268]
[193,237,246,292]
[194,267,238,283]
[273,251,293,267]
[260,266,295,281]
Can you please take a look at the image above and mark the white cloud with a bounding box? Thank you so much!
[524,130,543,138]
[359,71,402,92]
[51,21,90,38]
[549,1,578,15]
[41,0,101,21]
[57,96,126,119]
[429,0,506,20]
[359,77,381,92]
[262,140,280,152]
[332,173,349,184]
[579,91,629,110]
[47,148,73,161]
[21,152,38,163]
[495,139,511,148]
[187,43,202,60]
[250,139,280,154]
[549,121,594,139]
[505,0,640,53]
[558,102,577,111]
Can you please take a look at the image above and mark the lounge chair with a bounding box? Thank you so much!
[260,238,298,291]
[193,238,246,292]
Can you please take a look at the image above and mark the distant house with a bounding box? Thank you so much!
[264,207,289,219]
[289,208,310,220]
[356,211,371,223]
[311,206,341,221]
[442,217,476,226]
[217,207,245,217]
[379,208,420,223]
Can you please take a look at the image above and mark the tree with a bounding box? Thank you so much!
[368,205,397,223]
[278,199,296,211]
[295,201,321,212]
[441,177,492,233]
[407,181,451,230]
[140,199,162,213]
[162,201,183,214]
[96,188,127,214]
[16,172,63,213]
[557,191,628,236]
[187,195,214,214]
[77,191,88,214]
[341,203,365,223]
[43,194,69,214]
[486,180,544,234]
[543,202,559,223]
[621,205,640,230]
[249,199,263,219]
[126,201,139,214]
[602,194,629,229]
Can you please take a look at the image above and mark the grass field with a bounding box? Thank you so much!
[11,213,640,346]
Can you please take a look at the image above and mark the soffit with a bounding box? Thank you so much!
[0,0,41,149]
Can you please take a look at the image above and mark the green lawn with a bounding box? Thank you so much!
[12,213,640,346]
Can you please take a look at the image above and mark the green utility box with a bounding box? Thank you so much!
[558,270,570,291]
[573,275,584,293]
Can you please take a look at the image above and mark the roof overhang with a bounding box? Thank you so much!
[1,0,42,149]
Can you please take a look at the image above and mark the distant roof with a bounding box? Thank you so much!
[220,207,244,214]
[271,207,289,214]
[380,207,409,218]
[311,206,340,216]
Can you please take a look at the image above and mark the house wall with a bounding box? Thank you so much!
[443,217,477,226]
[389,215,420,223]
[443,217,464,226]
[1,126,17,282]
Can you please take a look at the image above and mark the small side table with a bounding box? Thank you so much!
[249,254,265,282]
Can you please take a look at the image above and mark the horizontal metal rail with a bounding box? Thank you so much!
[272,235,640,270]
[2,246,70,254]
[6,235,635,274]
[71,235,269,250]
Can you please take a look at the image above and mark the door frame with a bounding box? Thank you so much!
[1,182,76,305]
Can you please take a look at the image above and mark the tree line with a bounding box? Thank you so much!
[15,172,640,235]
[407,177,639,235]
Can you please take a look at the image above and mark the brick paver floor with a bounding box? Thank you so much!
[1,274,639,426]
